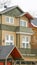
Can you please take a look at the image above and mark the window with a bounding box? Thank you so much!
[5,35,14,45]
[20,20,27,27]
[6,35,9,40]
[6,17,9,22]
[10,36,13,41]
[16,61,20,64]
[6,16,14,24]
[22,36,30,48]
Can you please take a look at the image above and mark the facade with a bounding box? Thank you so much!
[0,6,37,65]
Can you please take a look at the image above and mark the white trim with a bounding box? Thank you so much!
[5,34,14,45]
[22,36,31,48]
[16,32,33,35]
[5,16,14,24]
[20,20,27,27]
[22,54,36,56]
[9,17,14,24]
[6,46,24,60]
[6,46,15,59]
[31,22,37,27]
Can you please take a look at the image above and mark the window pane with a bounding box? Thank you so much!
[26,37,29,42]
[20,20,26,26]
[20,21,22,26]
[6,17,9,22]
[24,22,26,26]
[26,43,29,48]
[10,36,13,41]
[6,35,9,40]
[10,42,12,45]
[21,61,26,64]
[16,61,20,64]
[10,17,14,23]
[6,42,10,45]
[22,37,25,41]
[22,43,25,48]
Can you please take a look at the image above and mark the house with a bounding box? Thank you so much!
[31,18,37,49]
[0,6,37,65]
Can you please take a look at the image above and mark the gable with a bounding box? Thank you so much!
[0,6,24,17]
[0,45,22,60]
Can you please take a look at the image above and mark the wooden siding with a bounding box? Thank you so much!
[0,15,2,24]
[16,34,31,48]
[2,15,19,26]
[2,30,16,46]
[16,34,20,48]
[0,30,2,45]
[20,15,29,23]
[2,15,29,27]
[31,27,37,49]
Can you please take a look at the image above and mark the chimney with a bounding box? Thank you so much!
[4,5,7,8]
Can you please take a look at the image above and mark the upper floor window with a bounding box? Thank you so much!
[22,36,31,48]
[20,20,27,27]
[6,16,14,24]
[5,34,14,45]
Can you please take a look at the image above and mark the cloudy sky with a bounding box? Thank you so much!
[0,0,37,17]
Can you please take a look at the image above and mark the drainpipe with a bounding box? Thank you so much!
[19,17,20,48]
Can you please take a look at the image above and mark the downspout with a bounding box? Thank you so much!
[19,17,20,48]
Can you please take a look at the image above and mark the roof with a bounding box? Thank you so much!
[0,6,33,19]
[17,12,33,19]
[0,45,14,59]
[0,6,24,17]
[31,18,37,27]
[24,12,33,19]
[0,45,23,60]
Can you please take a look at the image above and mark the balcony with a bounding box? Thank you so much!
[15,26,33,34]
[19,48,37,57]
[1,24,33,34]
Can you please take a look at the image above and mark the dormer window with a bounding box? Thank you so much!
[6,16,14,24]
[20,20,27,27]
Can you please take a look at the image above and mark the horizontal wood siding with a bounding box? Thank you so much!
[2,30,16,46]
[2,15,29,27]
[16,34,31,48]
[31,27,37,49]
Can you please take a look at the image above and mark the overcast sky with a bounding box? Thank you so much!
[0,0,37,17]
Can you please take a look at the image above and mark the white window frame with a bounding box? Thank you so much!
[5,34,14,45]
[22,36,31,48]
[6,16,14,24]
[20,20,27,27]
[9,17,14,24]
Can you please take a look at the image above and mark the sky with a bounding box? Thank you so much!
[0,0,37,17]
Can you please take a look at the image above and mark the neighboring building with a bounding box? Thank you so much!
[31,18,37,49]
[0,6,37,65]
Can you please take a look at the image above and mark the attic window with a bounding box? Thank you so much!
[20,20,27,27]
[6,16,14,24]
